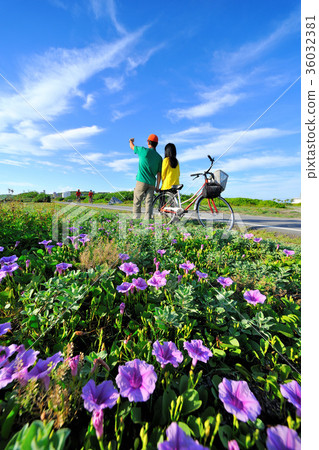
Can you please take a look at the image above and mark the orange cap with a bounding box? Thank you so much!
[148,134,158,142]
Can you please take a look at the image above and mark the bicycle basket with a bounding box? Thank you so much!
[213,170,228,191]
[202,181,223,199]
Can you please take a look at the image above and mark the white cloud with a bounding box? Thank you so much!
[104,76,125,92]
[89,0,127,35]
[82,94,95,110]
[40,126,104,150]
[178,127,294,163]
[106,157,138,172]
[0,159,29,167]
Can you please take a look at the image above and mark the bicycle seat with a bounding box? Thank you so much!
[170,184,183,190]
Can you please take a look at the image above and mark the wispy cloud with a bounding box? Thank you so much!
[168,80,244,121]
[104,76,125,92]
[0,159,29,167]
[212,10,300,74]
[40,126,104,150]
[106,157,138,172]
[89,0,127,34]
[178,127,296,163]
[215,153,300,173]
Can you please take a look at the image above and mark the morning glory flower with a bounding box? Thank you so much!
[266,425,301,450]
[283,249,295,257]
[26,352,63,390]
[280,380,301,416]
[153,257,160,271]
[183,340,212,367]
[152,341,184,369]
[115,359,157,402]
[158,422,209,450]
[56,263,72,275]
[243,289,266,305]
[0,255,18,266]
[196,270,208,281]
[171,239,177,244]
[82,379,119,412]
[217,276,233,287]
[218,378,261,422]
[14,241,20,248]
[254,237,263,243]
[26,260,30,269]
[92,410,104,440]
[119,262,139,276]
[0,322,11,336]
[46,245,55,254]
[38,240,52,248]
[243,233,254,239]
[147,271,169,290]
[0,347,39,389]
[0,344,18,368]
[132,277,148,291]
[1,263,19,276]
[228,440,240,450]
[119,302,126,314]
[0,271,7,282]
[0,247,4,252]
[118,253,130,261]
[179,261,195,274]
[56,242,63,247]
[68,355,80,377]
[157,249,166,256]
[116,282,133,295]
[69,227,78,232]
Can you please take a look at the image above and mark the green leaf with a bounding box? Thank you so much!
[181,389,202,415]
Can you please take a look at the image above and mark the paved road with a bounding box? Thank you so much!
[61,202,301,236]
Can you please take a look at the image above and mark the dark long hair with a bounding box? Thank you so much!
[164,143,178,169]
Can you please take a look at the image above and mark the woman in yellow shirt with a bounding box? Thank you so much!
[161,143,180,191]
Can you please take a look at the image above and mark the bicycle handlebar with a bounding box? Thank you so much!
[190,155,215,178]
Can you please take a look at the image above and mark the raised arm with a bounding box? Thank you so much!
[129,138,135,150]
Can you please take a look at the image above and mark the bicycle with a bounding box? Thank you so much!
[151,155,234,230]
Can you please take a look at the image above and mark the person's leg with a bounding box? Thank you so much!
[144,184,155,221]
[133,181,146,219]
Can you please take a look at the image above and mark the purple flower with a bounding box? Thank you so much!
[147,270,170,290]
[0,347,39,389]
[14,241,20,248]
[217,276,233,287]
[0,271,7,283]
[158,422,208,450]
[1,263,19,276]
[116,282,133,295]
[196,270,208,281]
[0,344,18,368]
[171,239,177,244]
[78,236,90,246]
[82,379,119,412]
[179,261,195,274]
[280,381,301,416]
[92,409,104,440]
[243,233,254,239]
[119,253,130,261]
[0,322,11,336]
[69,227,78,232]
[243,289,266,305]
[115,359,157,402]
[26,352,63,390]
[119,302,126,314]
[157,249,166,256]
[266,425,301,450]
[228,440,240,450]
[283,249,295,257]
[0,247,4,252]
[218,378,261,422]
[132,277,148,291]
[26,259,30,269]
[177,275,183,283]
[38,240,52,248]
[56,242,63,247]
[152,341,184,369]
[68,355,80,377]
[154,257,160,271]
[0,255,18,266]
[119,262,139,276]
[56,262,72,275]
[183,340,212,367]
[46,245,55,254]
[254,237,263,243]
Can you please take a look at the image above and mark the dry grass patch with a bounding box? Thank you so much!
[79,238,119,270]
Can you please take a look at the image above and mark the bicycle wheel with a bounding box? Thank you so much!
[151,191,178,224]
[196,196,234,230]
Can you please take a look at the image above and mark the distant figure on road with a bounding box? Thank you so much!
[88,190,94,203]
[129,134,162,221]
[76,189,81,203]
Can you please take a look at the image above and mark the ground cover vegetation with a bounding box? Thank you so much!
[0,203,301,449]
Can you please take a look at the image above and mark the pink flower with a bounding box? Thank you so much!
[243,289,266,305]
[68,355,80,377]
[116,359,157,402]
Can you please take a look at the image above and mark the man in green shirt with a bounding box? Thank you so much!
[129,134,162,220]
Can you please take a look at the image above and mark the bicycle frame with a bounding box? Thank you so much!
[159,179,218,216]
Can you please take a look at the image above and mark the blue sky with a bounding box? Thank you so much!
[0,0,301,199]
